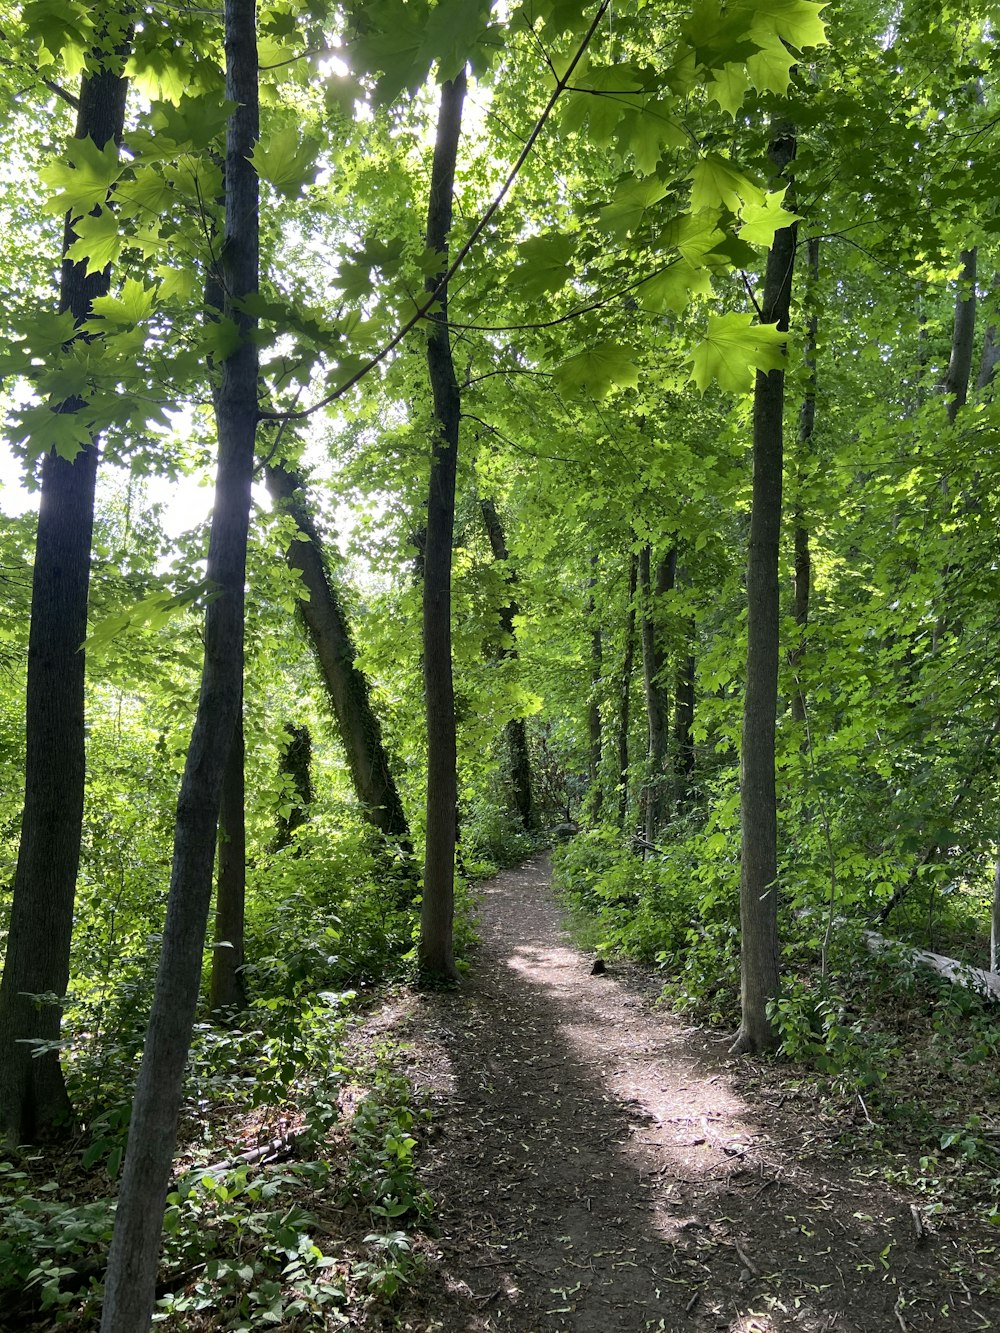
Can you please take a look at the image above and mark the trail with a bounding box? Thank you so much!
[378,856,999,1333]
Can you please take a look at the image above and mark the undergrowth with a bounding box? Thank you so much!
[553,826,1000,1226]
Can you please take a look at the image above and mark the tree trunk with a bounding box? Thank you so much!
[587,563,604,820]
[639,544,675,842]
[976,273,999,393]
[210,705,247,1012]
[790,236,818,727]
[100,4,259,1327]
[617,552,638,829]
[418,70,466,983]
[265,464,412,854]
[273,723,313,852]
[0,32,129,1145]
[731,125,798,1056]
[944,247,977,423]
[480,496,536,832]
[672,633,695,809]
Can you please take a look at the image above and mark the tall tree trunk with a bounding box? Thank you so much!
[480,497,536,831]
[731,125,798,1057]
[790,235,819,727]
[273,723,313,851]
[418,71,466,983]
[0,29,129,1145]
[672,624,695,809]
[210,705,247,1012]
[639,544,675,842]
[100,4,259,1326]
[617,551,638,829]
[976,273,999,393]
[944,247,977,423]
[586,561,604,820]
[265,464,412,854]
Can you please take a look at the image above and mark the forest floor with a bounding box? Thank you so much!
[361,854,1000,1333]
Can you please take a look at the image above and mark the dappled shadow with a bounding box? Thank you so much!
[390,856,999,1332]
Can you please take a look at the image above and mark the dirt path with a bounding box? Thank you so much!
[377,856,1000,1333]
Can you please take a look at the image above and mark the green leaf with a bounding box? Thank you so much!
[705,63,750,117]
[89,278,157,327]
[125,48,189,104]
[251,128,322,198]
[748,0,828,53]
[690,154,764,212]
[737,187,802,248]
[155,264,198,303]
[15,402,95,462]
[689,311,787,393]
[553,342,639,398]
[65,208,121,275]
[598,177,669,239]
[639,260,713,314]
[85,580,215,656]
[508,232,576,299]
[40,136,122,216]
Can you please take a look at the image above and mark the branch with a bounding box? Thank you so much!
[258,0,613,424]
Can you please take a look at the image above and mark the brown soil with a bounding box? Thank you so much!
[374,855,1000,1333]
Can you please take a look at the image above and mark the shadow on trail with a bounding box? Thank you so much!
[400,857,996,1333]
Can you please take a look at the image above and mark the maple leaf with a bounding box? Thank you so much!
[690,312,787,394]
[553,342,639,398]
[40,136,122,217]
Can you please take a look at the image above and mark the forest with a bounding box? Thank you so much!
[1,0,1000,1329]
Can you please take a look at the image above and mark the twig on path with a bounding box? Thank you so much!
[684,1290,700,1313]
[910,1204,927,1243]
[733,1240,758,1276]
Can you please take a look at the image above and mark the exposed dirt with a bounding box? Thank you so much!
[372,855,1000,1333]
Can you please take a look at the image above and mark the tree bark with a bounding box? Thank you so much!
[587,562,604,821]
[480,497,536,832]
[210,705,247,1012]
[790,236,818,727]
[731,125,798,1056]
[944,247,977,423]
[976,273,999,393]
[617,552,638,829]
[0,29,129,1145]
[265,464,412,854]
[418,70,466,983]
[100,4,259,1327]
[639,544,675,842]
[672,638,695,809]
[273,722,313,852]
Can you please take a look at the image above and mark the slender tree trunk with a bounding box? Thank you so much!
[273,723,313,851]
[945,247,977,423]
[731,125,798,1056]
[639,544,675,842]
[480,497,536,831]
[418,71,466,983]
[210,704,247,1012]
[992,848,1000,974]
[617,551,638,829]
[100,4,259,1326]
[976,273,999,393]
[265,464,412,853]
[672,633,695,808]
[587,561,604,820]
[790,236,819,726]
[0,31,129,1145]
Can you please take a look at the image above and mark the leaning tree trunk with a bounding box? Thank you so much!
[265,464,412,855]
[617,551,638,829]
[731,125,798,1057]
[418,70,466,983]
[639,544,675,842]
[977,273,999,393]
[210,704,247,1012]
[672,609,695,809]
[100,3,259,1327]
[0,30,129,1145]
[480,496,536,832]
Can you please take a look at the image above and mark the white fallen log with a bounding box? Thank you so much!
[862,930,1000,1004]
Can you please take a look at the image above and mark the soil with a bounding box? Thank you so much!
[370,855,1000,1333]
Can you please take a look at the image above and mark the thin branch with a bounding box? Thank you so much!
[258,0,613,424]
